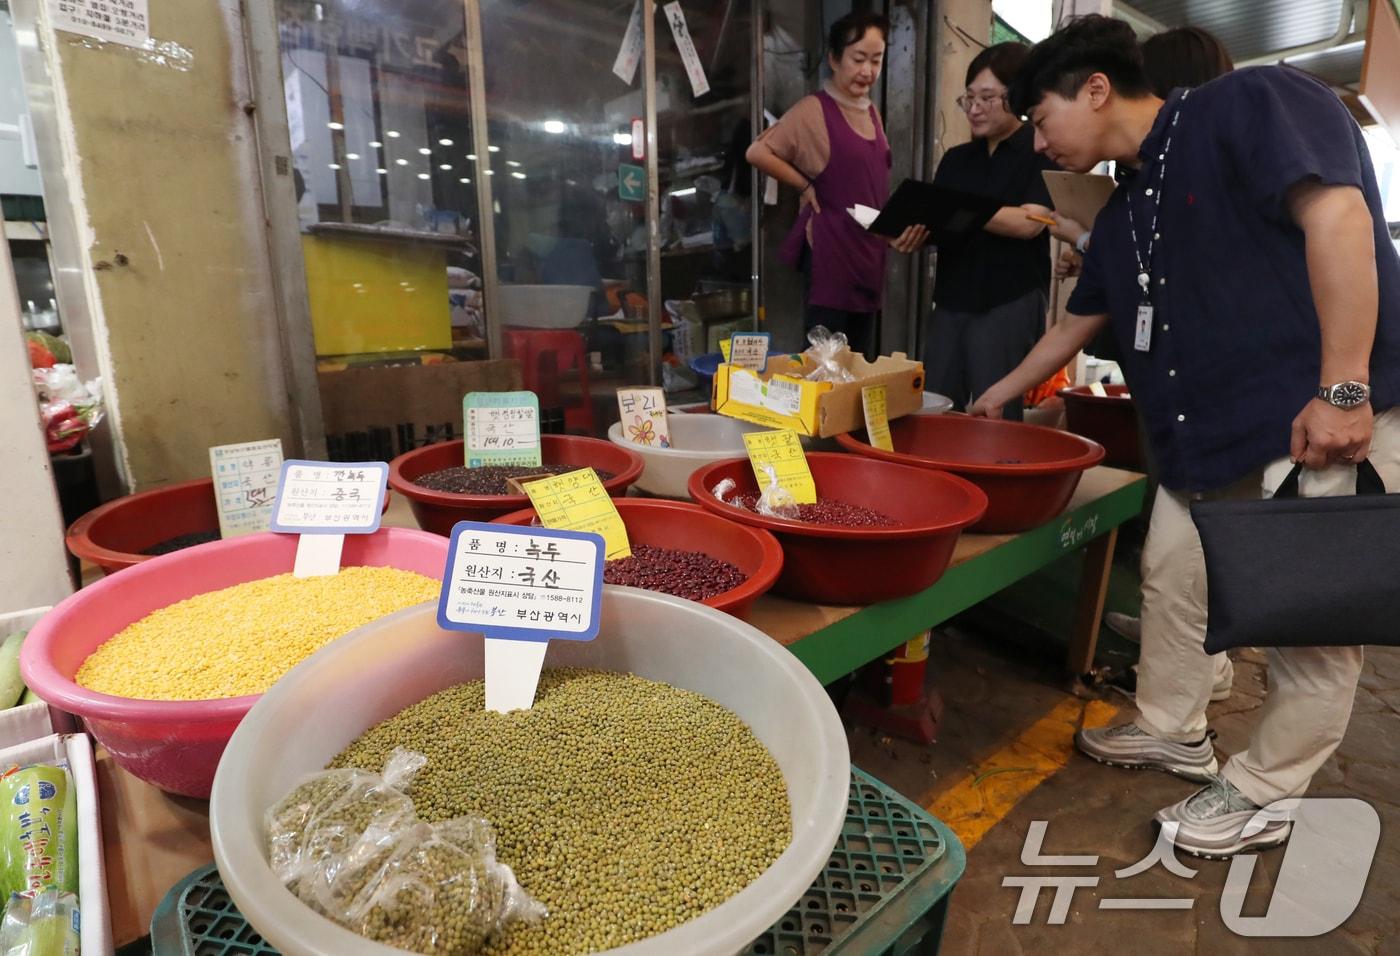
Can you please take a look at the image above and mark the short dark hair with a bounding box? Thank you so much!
[1009,15,1152,116]
[1140,27,1234,97]
[965,42,1030,90]
[828,11,889,61]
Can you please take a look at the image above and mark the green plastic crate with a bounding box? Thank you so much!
[150,768,964,956]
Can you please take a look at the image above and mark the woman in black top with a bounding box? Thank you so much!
[922,42,1057,420]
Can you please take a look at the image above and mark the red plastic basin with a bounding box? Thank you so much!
[388,435,645,534]
[835,414,1104,533]
[494,499,784,620]
[20,528,449,798]
[687,453,987,605]
[66,477,393,576]
[1058,384,1144,471]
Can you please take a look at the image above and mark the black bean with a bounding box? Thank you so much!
[730,495,897,528]
[604,545,747,601]
[140,530,222,556]
[414,465,616,496]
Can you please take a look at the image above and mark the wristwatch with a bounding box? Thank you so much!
[1317,381,1371,409]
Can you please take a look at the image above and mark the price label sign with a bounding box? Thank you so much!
[861,384,895,452]
[270,461,390,577]
[743,429,817,504]
[729,332,770,371]
[209,438,284,538]
[523,468,632,560]
[617,386,670,447]
[464,391,542,468]
[1088,382,1108,397]
[438,522,604,713]
[719,337,732,363]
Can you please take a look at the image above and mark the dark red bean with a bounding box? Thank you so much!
[414,465,616,495]
[729,494,897,528]
[604,545,747,601]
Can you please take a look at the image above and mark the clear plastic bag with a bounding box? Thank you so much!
[711,477,738,504]
[266,749,544,956]
[0,888,80,956]
[754,464,800,520]
[801,326,857,383]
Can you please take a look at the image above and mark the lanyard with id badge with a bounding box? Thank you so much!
[1126,89,1190,353]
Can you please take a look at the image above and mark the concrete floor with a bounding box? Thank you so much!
[847,620,1400,955]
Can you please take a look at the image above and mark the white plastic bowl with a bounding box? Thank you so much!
[608,413,770,498]
[916,391,955,415]
[210,588,850,956]
[498,283,594,329]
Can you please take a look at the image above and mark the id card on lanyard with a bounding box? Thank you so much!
[1135,303,1154,352]
[1127,90,1189,354]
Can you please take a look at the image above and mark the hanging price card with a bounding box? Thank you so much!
[861,384,895,452]
[719,337,732,363]
[269,461,390,577]
[464,391,542,468]
[729,332,771,371]
[438,522,604,712]
[617,387,670,447]
[209,438,284,538]
[743,429,817,504]
[523,468,632,560]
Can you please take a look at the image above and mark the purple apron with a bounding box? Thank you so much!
[779,91,892,313]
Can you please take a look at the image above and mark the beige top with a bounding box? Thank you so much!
[757,81,882,181]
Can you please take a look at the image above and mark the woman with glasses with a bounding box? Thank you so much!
[747,11,928,359]
[922,42,1057,420]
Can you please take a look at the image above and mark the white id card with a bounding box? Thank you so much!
[1134,304,1154,352]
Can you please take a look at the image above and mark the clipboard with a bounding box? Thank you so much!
[864,179,1003,244]
[1042,171,1117,229]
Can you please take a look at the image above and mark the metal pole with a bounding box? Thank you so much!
[463,0,503,360]
[644,0,662,385]
[751,0,764,335]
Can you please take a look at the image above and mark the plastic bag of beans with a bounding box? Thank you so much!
[801,325,857,383]
[266,749,544,956]
[754,465,800,520]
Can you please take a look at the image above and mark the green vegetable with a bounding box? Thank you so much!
[0,766,78,900]
[15,691,38,709]
[0,635,26,711]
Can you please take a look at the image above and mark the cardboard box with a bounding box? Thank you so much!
[712,352,925,437]
[0,733,112,956]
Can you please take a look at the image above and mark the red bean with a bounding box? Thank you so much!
[415,465,616,495]
[730,495,897,528]
[604,545,747,601]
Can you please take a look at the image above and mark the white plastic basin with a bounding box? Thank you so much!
[916,392,955,415]
[209,588,850,956]
[498,283,593,329]
[607,413,770,498]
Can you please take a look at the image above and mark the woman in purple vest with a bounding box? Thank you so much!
[747,11,927,359]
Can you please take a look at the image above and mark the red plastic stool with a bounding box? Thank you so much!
[502,328,595,434]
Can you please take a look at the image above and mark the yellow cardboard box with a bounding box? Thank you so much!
[712,352,925,437]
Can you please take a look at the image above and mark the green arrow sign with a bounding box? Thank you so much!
[618,164,645,202]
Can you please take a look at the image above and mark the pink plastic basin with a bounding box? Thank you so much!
[20,528,449,798]
[836,414,1104,533]
[688,453,987,605]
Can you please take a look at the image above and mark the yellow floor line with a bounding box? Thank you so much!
[924,698,1119,851]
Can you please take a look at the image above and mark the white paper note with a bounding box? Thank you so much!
[664,2,710,97]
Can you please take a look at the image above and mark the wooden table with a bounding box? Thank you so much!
[747,466,1148,684]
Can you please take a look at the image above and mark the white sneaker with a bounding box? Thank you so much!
[1075,722,1219,783]
[1154,776,1292,859]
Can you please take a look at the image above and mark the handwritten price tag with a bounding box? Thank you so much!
[209,438,283,538]
[523,468,632,560]
[862,384,895,452]
[729,332,771,371]
[743,429,817,504]
[616,387,670,447]
[464,391,542,468]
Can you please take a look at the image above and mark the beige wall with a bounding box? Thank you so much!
[24,0,306,490]
[933,0,992,164]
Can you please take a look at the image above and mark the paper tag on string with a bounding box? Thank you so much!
[464,391,542,468]
[270,461,389,577]
[663,2,710,97]
[617,387,670,447]
[437,523,604,712]
[524,468,632,560]
[861,384,895,452]
[743,430,816,504]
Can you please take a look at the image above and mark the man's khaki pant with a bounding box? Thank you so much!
[1133,408,1400,807]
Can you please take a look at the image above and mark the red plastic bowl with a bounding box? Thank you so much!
[66,478,393,576]
[835,414,1104,533]
[687,453,987,605]
[494,499,783,620]
[20,528,449,798]
[1058,384,1144,471]
[388,435,645,535]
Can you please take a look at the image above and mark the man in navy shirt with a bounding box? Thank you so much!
[970,15,1400,858]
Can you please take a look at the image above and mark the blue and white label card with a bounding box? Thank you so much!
[463,390,542,468]
[437,522,604,643]
[269,460,389,534]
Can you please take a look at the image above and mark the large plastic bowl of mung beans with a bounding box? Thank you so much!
[689,452,988,605]
[388,435,645,534]
[209,587,850,956]
[495,498,784,619]
[20,527,450,798]
[835,413,1105,532]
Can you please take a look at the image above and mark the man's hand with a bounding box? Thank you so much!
[1049,212,1087,246]
[968,386,1012,419]
[1290,398,1373,469]
[1055,247,1082,279]
[889,224,929,254]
